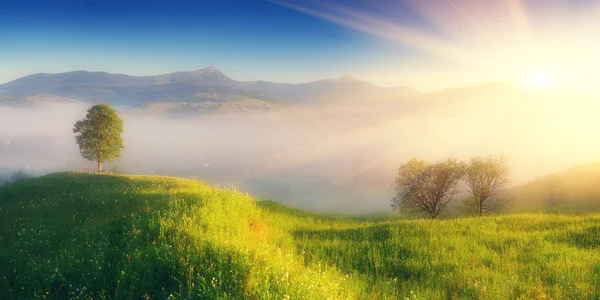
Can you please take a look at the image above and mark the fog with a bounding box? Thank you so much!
[2,87,600,213]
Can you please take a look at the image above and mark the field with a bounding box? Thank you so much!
[0,173,599,299]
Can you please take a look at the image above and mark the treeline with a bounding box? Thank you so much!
[392,156,509,218]
[0,169,35,186]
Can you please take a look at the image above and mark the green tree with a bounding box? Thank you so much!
[392,158,465,219]
[463,155,510,216]
[73,104,124,173]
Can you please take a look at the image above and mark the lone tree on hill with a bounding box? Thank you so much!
[463,156,510,216]
[392,158,465,219]
[73,104,124,173]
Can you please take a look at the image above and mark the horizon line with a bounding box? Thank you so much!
[0,67,520,94]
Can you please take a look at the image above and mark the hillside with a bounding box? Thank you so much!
[129,98,288,116]
[1,174,599,299]
[510,162,600,213]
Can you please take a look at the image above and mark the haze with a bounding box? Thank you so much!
[2,81,599,213]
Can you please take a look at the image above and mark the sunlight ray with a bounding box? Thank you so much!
[507,0,534,49]
[273,0,600,93]
[269,0,480,70]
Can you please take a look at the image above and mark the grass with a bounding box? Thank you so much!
[0,173,599,299]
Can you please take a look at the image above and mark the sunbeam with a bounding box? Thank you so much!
[272,0,600,94]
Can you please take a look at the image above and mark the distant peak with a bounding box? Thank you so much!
[339,74,358,81]
[319,74,362,83]
[167,66,233,83]
[191,66,222,75]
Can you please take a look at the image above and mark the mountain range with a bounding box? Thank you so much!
[0,67,417,108]
[2,66,597,120]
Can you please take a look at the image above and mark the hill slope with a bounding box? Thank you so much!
[0,174,599,299]
[510,162,600,212]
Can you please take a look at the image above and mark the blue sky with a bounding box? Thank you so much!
[1,0,598,91]
[0,0,412,85]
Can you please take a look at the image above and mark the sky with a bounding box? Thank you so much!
[1,0,599,92]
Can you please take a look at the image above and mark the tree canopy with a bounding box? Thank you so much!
[393,156,511,218]
[73,104,124,172]
[463,155,510,216]
[392,158,465,219]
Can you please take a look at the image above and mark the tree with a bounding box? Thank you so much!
[10,169,34,182]
[392,158,465,219]
[463,155,509,216]
[73,104,124,173]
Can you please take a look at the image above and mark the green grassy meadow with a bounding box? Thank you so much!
[1,173,599,299]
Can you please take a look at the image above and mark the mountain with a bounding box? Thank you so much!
[0,67,233,93]
[279,75,416,104]
[3,67,595,118]
[0,67,417,107]
[509,162,600,212]
[234,74,417,104]
[0,67,261,105]
[164,67,234,85]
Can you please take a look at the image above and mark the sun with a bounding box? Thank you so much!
[524,72,553,88]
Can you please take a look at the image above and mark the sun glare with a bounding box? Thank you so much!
[524,72,552,88]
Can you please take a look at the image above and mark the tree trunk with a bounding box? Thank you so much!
[98,161,103,174]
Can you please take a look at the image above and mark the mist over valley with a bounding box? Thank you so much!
[2,68,599,213]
